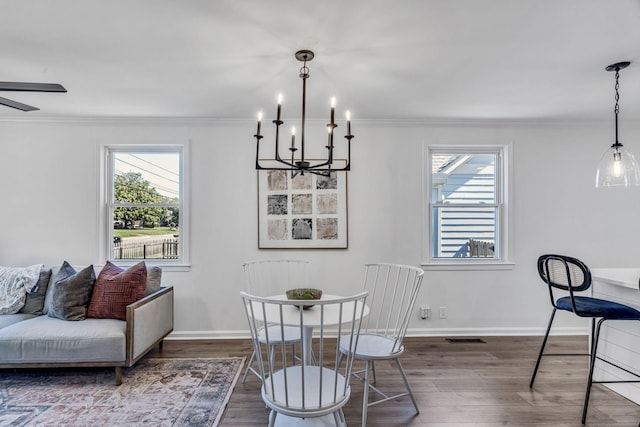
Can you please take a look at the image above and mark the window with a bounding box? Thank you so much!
[424,145,512,269]
[104,145,188,267]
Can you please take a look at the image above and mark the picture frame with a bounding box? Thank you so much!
[257,167,348,249]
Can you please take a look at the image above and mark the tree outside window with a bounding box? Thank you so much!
[107,148,184,263]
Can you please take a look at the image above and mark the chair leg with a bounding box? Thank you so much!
[395,357,419,414]
[361,360,371,427]
[242,350,257,383]
[582,318,605,424]
[291,343,296,365]
[269,344,277,367]
[290,343,316,365]
[371,360,377,384]
[268,409,276,427]
[530,308,557,388]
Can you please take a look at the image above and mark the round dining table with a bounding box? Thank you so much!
[255,294,369,365]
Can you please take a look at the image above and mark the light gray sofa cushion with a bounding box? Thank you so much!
[0,315,126,363]
[0,313,37,330]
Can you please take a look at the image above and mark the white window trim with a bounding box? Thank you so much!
[98,142,190,271]
[421,142,514,271]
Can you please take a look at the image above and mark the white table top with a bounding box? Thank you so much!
[251,294,369,328]
[591,268,640,291]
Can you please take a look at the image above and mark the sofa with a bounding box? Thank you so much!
[0,261,174,385]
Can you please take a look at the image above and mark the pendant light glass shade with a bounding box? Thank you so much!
[595,61,640,188]
[595,144,640,187]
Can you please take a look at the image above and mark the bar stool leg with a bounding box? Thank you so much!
[530,308,557,388]
[582,318,605,424]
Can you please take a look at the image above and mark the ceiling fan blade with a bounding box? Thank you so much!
[0,96,39,111]
[0,82,66,92]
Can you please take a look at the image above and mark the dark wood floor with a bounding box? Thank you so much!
[149,336,640,426]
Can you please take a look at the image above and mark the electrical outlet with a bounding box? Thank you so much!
[420,305,430,319]
[439,306,447,319]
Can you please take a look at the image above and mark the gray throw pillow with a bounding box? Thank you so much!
[146,265,162,295]
[19,267,52,315]
[47,261,96,321]
[42,264,61,315]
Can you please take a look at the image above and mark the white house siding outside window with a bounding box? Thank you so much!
[424,145,512,269]
[104,145,188,268]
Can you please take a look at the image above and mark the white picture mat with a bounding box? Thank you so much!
[258,169,348,249]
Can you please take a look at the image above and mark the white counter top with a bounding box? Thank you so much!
[589,267,640,405]
[590,268,640,291]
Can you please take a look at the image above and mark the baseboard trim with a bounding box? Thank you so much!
[166,326,589,341]
[166,330,249,340]
[405,326,589,337]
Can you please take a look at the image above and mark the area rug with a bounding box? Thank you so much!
[0,357,245,426]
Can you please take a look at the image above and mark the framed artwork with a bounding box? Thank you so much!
[258,168,348,249]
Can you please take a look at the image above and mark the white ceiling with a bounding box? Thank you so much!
[2,0,640,121]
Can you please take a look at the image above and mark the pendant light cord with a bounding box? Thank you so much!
[614,68,621,147]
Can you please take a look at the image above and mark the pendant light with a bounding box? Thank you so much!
[595,61,640,188]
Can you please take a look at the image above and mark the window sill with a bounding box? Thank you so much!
[421,261,515,271]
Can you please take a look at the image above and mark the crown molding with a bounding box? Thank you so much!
[0,115,630,128]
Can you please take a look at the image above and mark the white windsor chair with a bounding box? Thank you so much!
[241,291,368,427]
[241,259,312,383]
[338,262,424,427]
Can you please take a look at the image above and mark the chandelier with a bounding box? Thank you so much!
[254,50,353,176]
[595,61,640,187]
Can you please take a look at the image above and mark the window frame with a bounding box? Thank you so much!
[422,143,513,270]
[100,143,190,271]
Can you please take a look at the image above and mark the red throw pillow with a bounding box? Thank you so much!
[87,261,147,320]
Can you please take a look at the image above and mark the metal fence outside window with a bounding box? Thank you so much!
[113,238,179,259]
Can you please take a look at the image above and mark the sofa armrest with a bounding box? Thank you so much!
[125,286,174,365]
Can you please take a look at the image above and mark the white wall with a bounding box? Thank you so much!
[2,117,639,338]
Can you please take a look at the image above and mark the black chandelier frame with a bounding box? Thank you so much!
[254,49,354,177]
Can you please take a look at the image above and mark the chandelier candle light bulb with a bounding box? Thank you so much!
[291,126,296,149]
[256,111,262,136]
[276,93,283,121]
[330,96,336,125]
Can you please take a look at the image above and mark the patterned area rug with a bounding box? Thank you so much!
[0,357,245,426]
